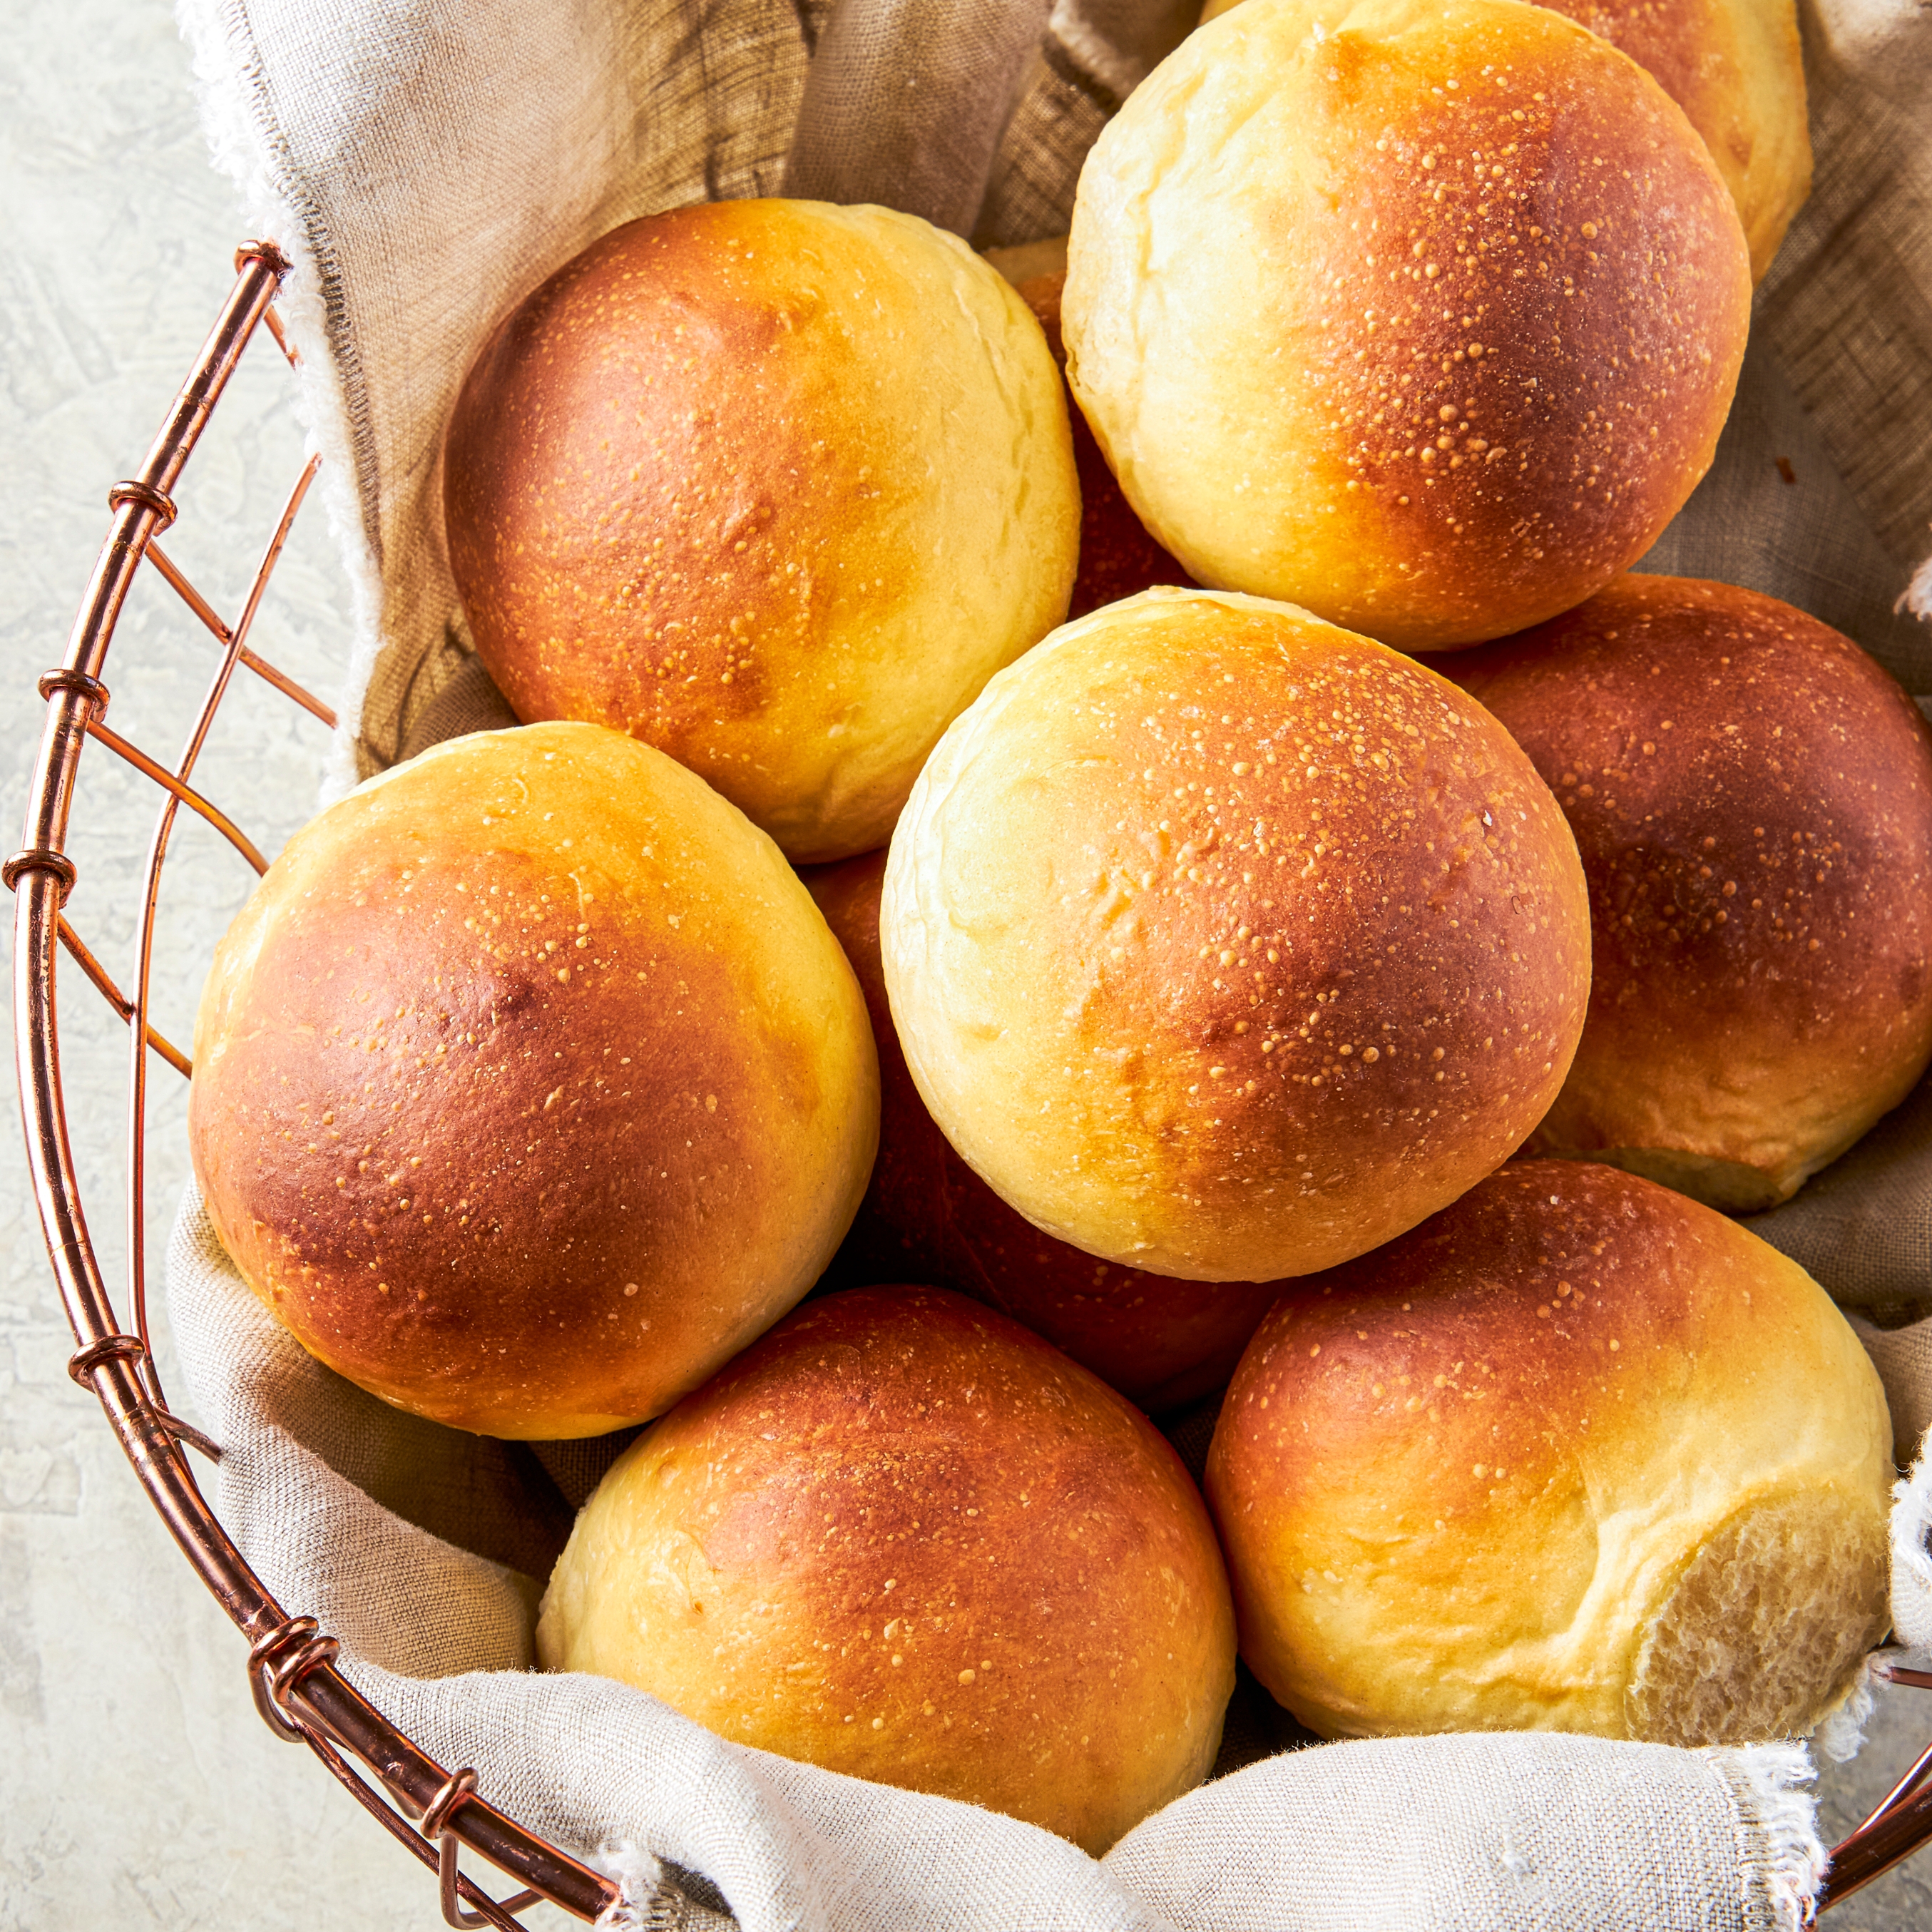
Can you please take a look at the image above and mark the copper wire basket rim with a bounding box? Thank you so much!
[11,240,618,1932]
[10,237,1932,1926]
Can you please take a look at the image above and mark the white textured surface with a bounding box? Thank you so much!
[3,0,1932,1927]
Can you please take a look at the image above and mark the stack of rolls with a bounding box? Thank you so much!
[185,0,1919,1851]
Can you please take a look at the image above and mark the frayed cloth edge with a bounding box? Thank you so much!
[1709,1742,1826,1932]
[593,1841,750,1931]
[1896,543,1932,623]
[593,1841,672,1931]
[1812,1654,1878,1766]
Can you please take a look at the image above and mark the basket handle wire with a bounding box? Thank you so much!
[9,241,620,1930]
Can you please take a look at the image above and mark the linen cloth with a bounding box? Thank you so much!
[166,0,1932,1920]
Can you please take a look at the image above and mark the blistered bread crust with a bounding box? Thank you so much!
[1198,0,1810,281]
[1205,1161,1893,1742]
[1063,0,1752,650]
[1447,574,1932,1210]
[444,200,1080,863]
[536,1285,1236,1853]
[808,849,1281,1411]
[188,722,879,1438]
[880,588,1591,1284]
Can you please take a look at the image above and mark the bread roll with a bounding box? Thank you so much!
[808,849,1280,1411]
[444,200,1080,864]
[1206,1160,1893,1744]
[1445,573,1932,1210]
[1063,0,1752,651]
[1197,0,1809,282]
[881,587,1592,1284]
[189,722,879,1438]
[537,1284,1236,1852]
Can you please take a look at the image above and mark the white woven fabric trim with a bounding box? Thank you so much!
[1891,1448,1932,1651]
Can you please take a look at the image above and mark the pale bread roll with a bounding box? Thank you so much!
[1063,0,1752,651]
[1197,0,1809,281]
[1206,1161,1893,1744]
[880,587,1591,1284]
[190,722,879,1438]
[538,1284,1236,1853]
[445,200,1080,863]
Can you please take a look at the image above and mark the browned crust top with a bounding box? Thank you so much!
[554,1284,1235,1846]
[1068,0,1752,647]
[1533,0,1808,277]
[443,200,1077,857]
[1204,1157,1889,1734]
[1211,1160,1793,1524]
[446,204,889,745]
[1443,573,1932,1062]
[887,591,1593,1279]
[190,725,876,1436]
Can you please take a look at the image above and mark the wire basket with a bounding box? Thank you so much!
[9,238,1932,1927]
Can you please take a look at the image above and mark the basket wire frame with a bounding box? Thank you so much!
[9,242,618,1931]
[9,239,1932,1926]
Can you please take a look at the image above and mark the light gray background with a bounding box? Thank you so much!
[0,1,1929,1926]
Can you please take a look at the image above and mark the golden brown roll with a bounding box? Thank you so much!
[189,722,879,1438]
[880,587,1592,1284]
[1197,0,1809,282]
[1444,573,1932,1210]
[1063,0,1753,652]
[444,200,1080,864]
[807,849,1281,1413]
[1206,1160,1893,1744]
[537,1284,1236,1852]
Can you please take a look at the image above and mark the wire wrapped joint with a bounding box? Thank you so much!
[37,669,110,716]
[4,848,78,902]
[106,480,178,528]
[247,1615,342,1744]
[67,1332,147,1386]
[235,239,292,278]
